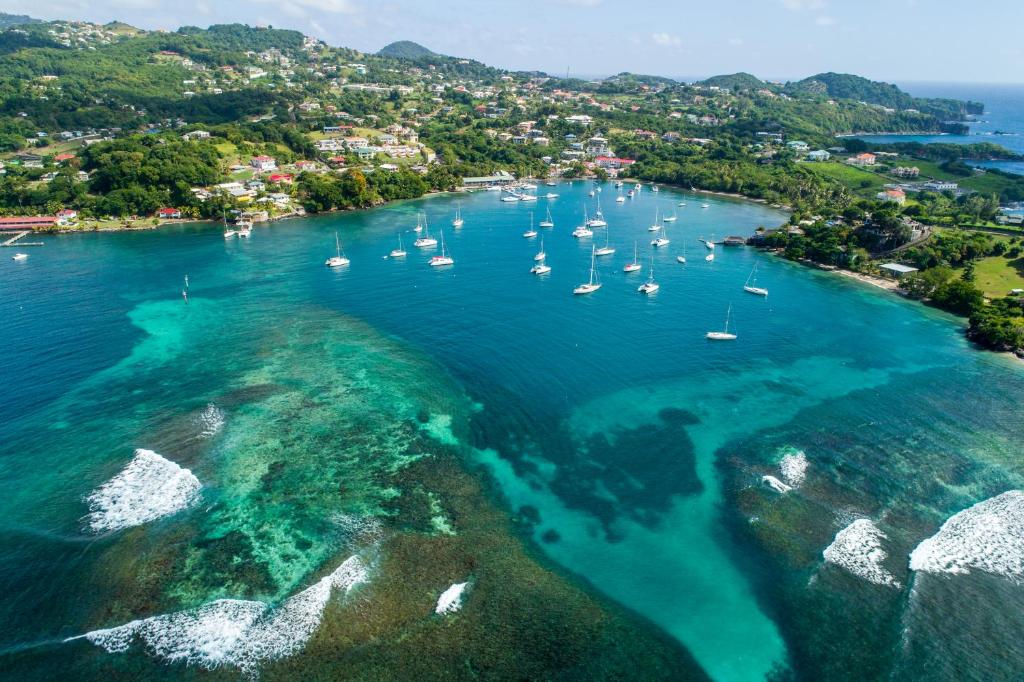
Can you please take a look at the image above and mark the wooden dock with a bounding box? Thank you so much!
[1,231,44,247]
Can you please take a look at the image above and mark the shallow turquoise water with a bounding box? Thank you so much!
[3,181,1024,680]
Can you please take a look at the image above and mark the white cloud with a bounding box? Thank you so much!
[651,32,681,48]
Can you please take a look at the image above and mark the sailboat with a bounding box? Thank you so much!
[616,193,626,203]
[638,255,659,294]
[429,230,454,266]
[325,231,350,267]
[413,214,423,232]
[531,242,551,274]
[222,210,236,239]
[523,212,538,238]
[573,245,601,295]
[623,241,642,273]
[701,202,710,209]
[182,274,189,304]
[663,207,677,222]
[572,206,593,238]
[648,207,662,232]
[390,234,407,258]
[452,203,464,228]
[539,207,555,228]
[702,238,716,250]
[707,304,737,340]
[587,196,607,227]
[705,252,715,262]
[594,222,614,256]
[677,242,687,264]
[651,225,670,248]
[743,263,769,296]
[414,214,438,247]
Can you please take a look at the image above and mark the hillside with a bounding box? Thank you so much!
[700,72,765,91]
[0,12,40,29]
[378,40,435,60]
[786,72,983,120]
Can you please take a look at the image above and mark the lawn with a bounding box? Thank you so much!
[804,161,886,195]
[970,255,1024,298]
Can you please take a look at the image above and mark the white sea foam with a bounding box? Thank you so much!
[779,449,808,488]
[823,519,901,588]
[72,556,368,677]
[762,475,792,494]
[85,449,202,533]
[193,403,225,439]
[910,490,1024,582]
[435,581,469,615]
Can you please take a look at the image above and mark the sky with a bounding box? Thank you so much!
[3,0,1023,84]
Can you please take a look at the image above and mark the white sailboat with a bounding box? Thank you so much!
[573,245,601,295]
[651,225,669,248]
[703,238,716,250]
[539,207,555,228]
[624,241,642,273]
[594,222,614,256]
[707,304,737,340]
[534,237,546,261]
[616,194,626,203]
[648,207,662,232]
[587,196,607,227]
[546,192,559,199]
[413,214,423,232]
[531,244,551,274]
[325,231,350,267]
[663,207,677,222]
[452,203,464,228]
[573,207,593,238]
[390,234,407,258]
[743,263,769,296]
[523,212,538,238]
[429,230,454,266]
[520,193,538,202]
[222,210,236,239]
[414,215,438,247]
[677,242,687,264]
[701,202,710,209]
[638,255,659,294]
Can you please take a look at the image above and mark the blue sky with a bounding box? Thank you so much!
[5,0,1023,83]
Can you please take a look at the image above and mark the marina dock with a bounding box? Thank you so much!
[1,231,44,247]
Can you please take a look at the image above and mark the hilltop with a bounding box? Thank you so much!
[0,12,40,29]
[378,40,436,60]
[699,72,765,92]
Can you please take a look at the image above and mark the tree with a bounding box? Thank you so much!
[931,279,984,315]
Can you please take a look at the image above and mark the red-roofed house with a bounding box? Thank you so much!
[849,152,877,167]
[54,153,76,163]
[268,173,294,185]
[56,209,78,225]
[0,216,57,230]
[877,188,906,205]
[250,155,277,172]
[157,208,182,219]
[594,156,637,170]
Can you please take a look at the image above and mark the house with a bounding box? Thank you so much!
[268,173,294,184]
[585,136,612,157]
[157,207,182,219]
[892,166,920,178]
[56,209,78,225]
[848,152,877,166]
[594,156,637,170]
[565,114,593,125]
[250,155,277,172]
[923,180,958,192]
[54,153,76,164]
[807,150,831,162]
[879,263,918,279]
[786,140,809,152]
[0,216,57,230]
[877,188,906,205]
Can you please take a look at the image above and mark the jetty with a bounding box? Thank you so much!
[1,231,44,247]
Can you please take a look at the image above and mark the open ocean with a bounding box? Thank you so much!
[2,182,1024,680]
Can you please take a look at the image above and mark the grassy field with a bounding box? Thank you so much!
[804,161,887,195]
[970,254,1024,298]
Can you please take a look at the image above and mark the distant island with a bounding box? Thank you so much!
[0,14,1020,354]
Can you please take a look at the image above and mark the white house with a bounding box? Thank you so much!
[807,149,831,162]
[250,155,277,172]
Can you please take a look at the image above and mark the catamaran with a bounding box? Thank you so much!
[325,231,350,267]
[648,207,662,232]
[638,255,659,294]
[414,215,438,247]
[743,263,769,296]
[452,203,464,228]
[624,241,642,273]
[651,225,670,248]
[389,234,407,258]
[429,230,454,267]
[539,207,555,228]
[707,304,737,340]
[663,207,678,222]
[573,245,601,295]
[523,212,538,238]
[594,223,615,256]
[236,221,252,238]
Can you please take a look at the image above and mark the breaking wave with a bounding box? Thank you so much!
[435,581,469,615]
[779,448,808,488]
[193,403,225,439]
[761,475,792,494]
[910,490,1024,583]
[85,449,201,533]
[823,519,901,588]
[69,556,368,677]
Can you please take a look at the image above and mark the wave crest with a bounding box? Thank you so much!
[823,519,901,588]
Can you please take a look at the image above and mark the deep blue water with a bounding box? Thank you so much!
[3,182,1024,680]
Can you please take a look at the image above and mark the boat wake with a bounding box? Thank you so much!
[910,490,1024,583]
[435,581,469,615]
[67,556,368,677]
[85,449,201,533]
[823,519,901,587]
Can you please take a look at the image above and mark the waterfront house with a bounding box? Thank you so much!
[157,207,182,219]
[56,209,78,225]
[879,263,918,279]
[250,155,277,172]
[0,216,57,230]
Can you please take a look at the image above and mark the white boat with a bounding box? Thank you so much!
[627,190,635,198]
[501,195,520,203]
[638,256,659,294]
[520,193,538,202]
[390,234,407,258]
[486,185,503,191]
[743,263,769,296]
[325,232,350,267]
[587,197,607,227]
[572,226,593,238]
[12,253,28,261]
[523,212,538,238]
[651,185,659,193]
[545,180,557,186]
[589,190,595,197]
[452,203,464,228]
[635,183,642,191]
[534,237,546,261]
[237,221,252,238]
[678,201,687,207]
[615,181,624,188]
[223,229,237,239]
[663,208,677,222]
[594,223,615,256]
[707,304,737,340]
[545,192,559,199]
[522,183,538,191]
[616,195,626,203]
[414,215,438,247]
[651,225,669,248]
[703,238,716,250]
[677,242,687,264]
[221,211,236,239]
[429,230,454,266]
[623,241,642,273]
[539,207,555,228]
[705,253,715,262]
[413,215,423,233]
[701,203,710,209]
[648,208,661,232]
[573,246,601,295]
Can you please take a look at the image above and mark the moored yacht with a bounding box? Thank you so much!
[523,212,538,238]
[12,252,28,261]
[707,304,737,340]
[623,241,642,273]
[414,215,438,247]
[743,263,769,296]
[573,246,601,295]
[325,232,350,267]
[236,221,252,238]
[638,256,659,294]
[648,207,662,231]
[389,234,407,258]
[651,225,670,248]
[452,203,464,228]
[429,230,454,266]
[534,237,546,261]
[539,207,555,228]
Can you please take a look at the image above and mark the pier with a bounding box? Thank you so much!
[1,231,44,247]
